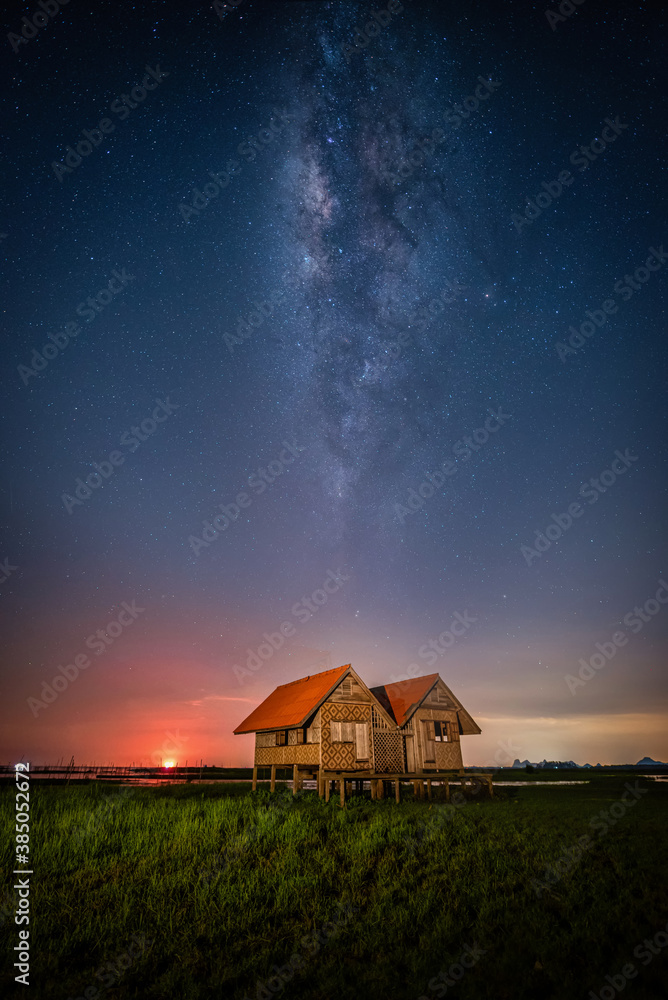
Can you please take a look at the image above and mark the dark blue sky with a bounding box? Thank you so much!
[1,0,666,766]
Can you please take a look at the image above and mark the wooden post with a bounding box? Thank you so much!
[487,775,494,797]
[340,778,345,808]
[252,765,257,791]
[443,778,450,802]
[318,771,324,798]
[292,764,299,796]
[370,779,376,800]
[325,775,330,803]
[426,779,432,801]
[394,779,400,803]
[270,764,276,792]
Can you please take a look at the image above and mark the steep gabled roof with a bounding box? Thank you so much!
[370,674,439,727]
[233,664,351,734]
[370,674,482,734]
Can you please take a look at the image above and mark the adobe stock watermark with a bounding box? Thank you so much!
[61,397,179,514]
[188,438,306,555]
[395,408,511,523]
[0,558,18,585]
[64,933,153,1000]
[178,109,291,223]
[532,781,648,897]
[546,0,587,32]
[150,729,189,766]
[386,611,478,675]
[18,268,136,385]
[51,67,169,182]
[387,279,466,360]
[8,0,69,54]
[556,244,667,361]
[72,786,135,845]
[27,600,145,716]
[565,579,668,694]
[226,248,336,356]
[213,0,245,21]
[589,916,668,1000]
[243,904,357,1000]
[341,0,409,64]
[199,790,297,886]
[512,116,628,233]
[382,77,501,187]
[234,568,350,684]
[520,448,638,566]
[418,943,487,1000]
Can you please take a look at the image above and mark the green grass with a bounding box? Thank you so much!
[2,778,667,1000]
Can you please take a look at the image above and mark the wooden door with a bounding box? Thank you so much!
[405,735,415,772]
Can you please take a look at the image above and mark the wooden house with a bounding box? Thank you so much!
[233,664,482,797]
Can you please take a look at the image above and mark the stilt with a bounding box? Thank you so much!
[252,765,257,791]
[443,778,450,802]
[395,779,400,803]
[426,779,432,801]
[318,771,324,798]
[370,779,376,800]
[340,778,345,808]
[325,775,330,803]
[292,764,299,796]
[270,764,276,792]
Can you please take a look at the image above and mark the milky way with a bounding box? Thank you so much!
[1,0,666,766]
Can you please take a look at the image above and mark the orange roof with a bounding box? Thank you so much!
[370,674,439,727]
[233,665,350,734]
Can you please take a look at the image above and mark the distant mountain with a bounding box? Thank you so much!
[509,756,667,769]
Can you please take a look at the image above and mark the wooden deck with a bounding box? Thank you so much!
[252,765,493,805]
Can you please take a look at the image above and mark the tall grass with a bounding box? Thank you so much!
[1,778,667,999]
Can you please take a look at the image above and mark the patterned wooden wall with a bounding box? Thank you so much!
[255,744,320,767]
[435,742,463,769]
[414,708,460,769]
[320,701,372,770]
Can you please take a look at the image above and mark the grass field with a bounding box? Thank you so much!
[2,776,667,1000]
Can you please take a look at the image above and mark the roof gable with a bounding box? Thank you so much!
[370,674,481,733]
[370,673,439,727]
[233,664,351,734]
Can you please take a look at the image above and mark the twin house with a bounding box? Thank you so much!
[234,664,481,790]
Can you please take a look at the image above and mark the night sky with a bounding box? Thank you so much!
[2,0,666,768]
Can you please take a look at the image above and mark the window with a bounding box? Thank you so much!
[434,721,451,742]
[423,721,436,762]
[295,728,304,744]
[355,723,369,760]
[276,730,287,746]
[330,720,355,742]
[340,677,353,697]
